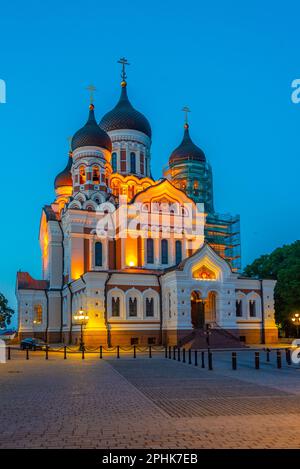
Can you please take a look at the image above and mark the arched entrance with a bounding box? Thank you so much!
[190,291,205,329]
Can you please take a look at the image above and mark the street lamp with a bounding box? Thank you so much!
[73,309,89,351]
[291,313,300,338]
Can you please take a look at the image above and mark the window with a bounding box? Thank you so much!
[33,304,42,324]
[175,240,182,264]
[146,238,154,264]
[112,297,120,317]
[129,298,137,317]
[236,300,242,317]
[131,337,139,345]
[111,152,117,172]
[249,300,256,317]
[92,166,100,184]
[79,166,86,184]
[146,298,154,317]
[95,242,103,267]
[161,239,168,264]
[130,152,136,173]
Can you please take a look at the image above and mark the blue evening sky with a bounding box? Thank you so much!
[0,0,299,319]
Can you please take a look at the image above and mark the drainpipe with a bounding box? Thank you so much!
[44,289,49,343]
[104,273,112,347]
[260,279,266,344]
[67,284,73,344]
[157,274,163,345]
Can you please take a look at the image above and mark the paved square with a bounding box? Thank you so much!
[1,350,300,448]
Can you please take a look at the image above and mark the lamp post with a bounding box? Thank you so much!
[291,313,300,338]
[73,309,89,351]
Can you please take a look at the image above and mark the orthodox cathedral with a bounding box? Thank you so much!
[16,60,278,346]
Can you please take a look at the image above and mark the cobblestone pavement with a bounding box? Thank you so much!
[1,350,300,448]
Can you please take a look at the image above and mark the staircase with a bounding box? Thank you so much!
[178,325,246,350]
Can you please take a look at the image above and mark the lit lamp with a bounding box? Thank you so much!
[291,312,300,338]
[129,261,135,267]
[73,309,89,351]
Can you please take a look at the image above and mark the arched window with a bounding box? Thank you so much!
[175,240,182,264]
[236,300,243,317]
[33,304,43,324]
[112,297,120,317]
[130,152,136,173]
[146,298,154,317]
[79,166,86,184]
[249,300,256,317]
[92,166,100,184]
[161,239,168,264]
[95,242,102,267]
[129,298,137,317]
[146,238,154,264]
[111,152,117,172]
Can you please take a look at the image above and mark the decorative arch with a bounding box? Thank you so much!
[142,288,159,319]
[107,288,125,319]
[125,288,142,319]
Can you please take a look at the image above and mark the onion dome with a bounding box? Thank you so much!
[99,81,152,138]
[71,104,112,152]
[54,153,73,189]
[169,123,206,165]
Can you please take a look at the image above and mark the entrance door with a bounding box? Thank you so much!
[191,291,205,329]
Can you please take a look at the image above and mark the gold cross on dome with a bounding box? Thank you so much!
[118,57,130,81]
[182,106,191,124]
[86,84,96,103]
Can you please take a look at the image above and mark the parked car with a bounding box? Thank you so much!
[20,338,47,351]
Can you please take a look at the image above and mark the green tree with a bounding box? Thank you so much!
[0,293,14,328]
[243,240,300,332]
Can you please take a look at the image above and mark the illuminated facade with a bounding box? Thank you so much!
[16,67,278,346]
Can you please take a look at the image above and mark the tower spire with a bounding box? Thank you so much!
[118,57,130,86]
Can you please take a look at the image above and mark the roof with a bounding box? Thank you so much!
[71,104,112,152]
[169,124,206,164]
[99,82,152,138]
[54,155,72,189]
[17,272,49,291]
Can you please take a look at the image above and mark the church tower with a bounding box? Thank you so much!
[99,58,152,178]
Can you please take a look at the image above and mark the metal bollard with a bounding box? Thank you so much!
[100,345,103,359]
[188,349,192,365]
[82,347,85,360]
[45,345,49,360]
[64,345,67,359]
[168,346,171,359]
[285,348,291,366]
[173,346,176,360]
[277,350,282,369]
[182,348,186,363]
[133,345,136,358]
[149,346,152,358]
[177,347,181,361]
[7,346,11,361]
[232,351,237,370]
[201,351,205,368]
[266,348,270,362]
[165,346,168,359]
[208,351,213,371]
[255,351,260,369]
[26,348,29,360]
[117,345,120,359]
[194,350,198,366]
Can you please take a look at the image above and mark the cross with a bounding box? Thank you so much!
[67,136,72,150]
[118,57,130,81]
[86,84,96,103]
[182,106,191,124]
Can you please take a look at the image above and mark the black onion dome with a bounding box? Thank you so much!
[54,154,73,189]
[71,104,112,152]
[169,124,206,164]
[99,82,152,138]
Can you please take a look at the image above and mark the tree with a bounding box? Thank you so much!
[0,293,14,328]
[243,241,300,334]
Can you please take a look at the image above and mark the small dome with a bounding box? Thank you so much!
[72,104,112,152]
[54,154,73,189]
[99,82,152,138]
[169,124,206,165]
